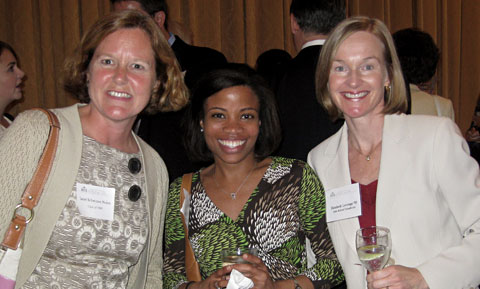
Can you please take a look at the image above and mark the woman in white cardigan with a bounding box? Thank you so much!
[0,11,188,288]
[307,16,480,289]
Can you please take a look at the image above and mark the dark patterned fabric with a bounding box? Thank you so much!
[163,157,344,289]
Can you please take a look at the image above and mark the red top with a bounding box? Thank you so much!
[352,179,378,229]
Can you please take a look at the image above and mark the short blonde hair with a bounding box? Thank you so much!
[315,16,407,121]
[64,10,188,113]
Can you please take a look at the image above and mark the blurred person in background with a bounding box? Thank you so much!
[393,27,454,120]
[275,0,345,162]
[0,41,25,136]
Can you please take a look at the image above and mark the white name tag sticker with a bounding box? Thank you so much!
[326,183,362,222]
[76,183,115,221]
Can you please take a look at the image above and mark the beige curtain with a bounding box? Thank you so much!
[1,0,478,134]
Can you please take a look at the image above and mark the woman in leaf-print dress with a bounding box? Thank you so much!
[163,66,344,289]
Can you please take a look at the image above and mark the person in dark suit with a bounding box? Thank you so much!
[111,0,227,182]
[275,0,345,161]
[255,49,292,90]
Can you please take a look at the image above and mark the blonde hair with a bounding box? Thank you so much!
[315,16,407,121]
[64,10,188,113]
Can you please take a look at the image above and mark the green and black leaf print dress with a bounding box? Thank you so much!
[163,157,344,288]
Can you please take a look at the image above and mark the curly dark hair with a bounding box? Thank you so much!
[290,0,346,34]
[392,28,440,85]
[184,65,282,162]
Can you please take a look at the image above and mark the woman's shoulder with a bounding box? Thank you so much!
[169,170,202,191]
[270,155,305,167]
[4,109,54,144]
[11,104,83,135]
[268,156,314,176]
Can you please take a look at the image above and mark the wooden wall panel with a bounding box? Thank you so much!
[348,0,386,21]
[0,1,7,42]
[415,0,440,36]
[458,0,480,133]
[389,0,414,32]
[0,0,477,134]
[219,0,245,64]
[188,0,223,52]
[245,0,286,66]
[442,1,462,123]
[283,0,295,57]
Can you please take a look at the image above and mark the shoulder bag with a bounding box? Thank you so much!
[180,173,202,281]
[0,108,60,288]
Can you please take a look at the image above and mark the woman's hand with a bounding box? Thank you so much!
[366,265,429,289]
[466,127,480,142]
[188,266,233,289]
[231,253,275,289]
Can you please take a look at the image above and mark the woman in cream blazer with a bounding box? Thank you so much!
[308,17,480,289]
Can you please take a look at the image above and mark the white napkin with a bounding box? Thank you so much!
[226,269,254,289]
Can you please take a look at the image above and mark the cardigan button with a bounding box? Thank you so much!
[128,158,142,174]
[128,185,142,202]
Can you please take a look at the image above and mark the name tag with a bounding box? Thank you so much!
[76,183,115,221]
[326,183,362,222]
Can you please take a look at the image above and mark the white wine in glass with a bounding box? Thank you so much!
[356,226,391,272]
[220,247,258,267]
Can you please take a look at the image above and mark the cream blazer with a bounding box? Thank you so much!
[0,104,168,288]
[307,114,480,289]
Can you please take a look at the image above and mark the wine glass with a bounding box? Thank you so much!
[356,226,391,272]
[220,247,258,267]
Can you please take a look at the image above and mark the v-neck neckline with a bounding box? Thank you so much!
[197,160,273,222]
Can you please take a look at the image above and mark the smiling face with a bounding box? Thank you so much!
[200,85,261,165]
[0,49,25,104]
[86,28,158,125]
[328,31,390,121]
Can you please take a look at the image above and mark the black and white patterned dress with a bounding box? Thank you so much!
[22,135,149,289]
[163,156,344,289]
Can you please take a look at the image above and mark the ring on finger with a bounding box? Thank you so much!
[214,281,221,289]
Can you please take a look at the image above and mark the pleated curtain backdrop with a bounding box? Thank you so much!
[0,0,478,134]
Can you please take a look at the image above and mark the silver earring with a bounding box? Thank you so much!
[200,128,204,132]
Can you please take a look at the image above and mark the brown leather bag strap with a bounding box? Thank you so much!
[2,108,60,250]
[180,173,202,281]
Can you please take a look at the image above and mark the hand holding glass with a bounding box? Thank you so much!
[356,226,391,272]
[221,247,258,267]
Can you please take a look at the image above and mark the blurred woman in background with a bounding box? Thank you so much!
[0,41,25,136]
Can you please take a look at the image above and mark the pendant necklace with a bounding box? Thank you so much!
[351,141,382,161]
[213,162,256,200]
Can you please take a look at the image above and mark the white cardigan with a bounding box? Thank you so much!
[308,114,480,289]
[0,104,168,288]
